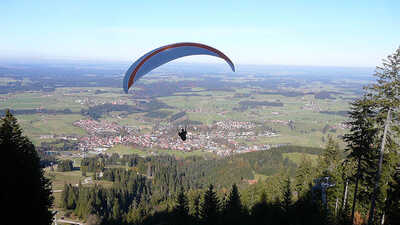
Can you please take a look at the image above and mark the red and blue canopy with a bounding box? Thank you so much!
[123,42,235,93]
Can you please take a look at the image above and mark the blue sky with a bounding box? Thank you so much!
[1,0,399,67]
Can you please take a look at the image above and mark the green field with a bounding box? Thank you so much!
[46,168,113,209]
[282,152,319,166]
[45,170,83,208]
[106,145,150,156]
[15,114,86,144]
[107,144,214,158]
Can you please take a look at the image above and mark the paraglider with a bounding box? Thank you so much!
[123,42,235,141]
[122,42,235,93]
[178,127,187,141]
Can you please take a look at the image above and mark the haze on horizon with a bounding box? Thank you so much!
[1,0,399,67]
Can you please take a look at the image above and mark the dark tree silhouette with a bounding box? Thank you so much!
[250,192,270,225]
[222,184,246,225]
[200,184,220,225]
[173,187,190,225]
[282,177,293,225]
[192,193,201,225]
[282,177,292,212]
[1,110,54,224]
[57,159,74,172]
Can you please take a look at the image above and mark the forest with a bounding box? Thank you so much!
[237,100,284,110]
[81,104,143,120]
[61,136,400,225]
[0,108,75,116]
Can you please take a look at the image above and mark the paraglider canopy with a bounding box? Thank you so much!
[123,42,235,93]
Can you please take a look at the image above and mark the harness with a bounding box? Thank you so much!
[178,129,187,141]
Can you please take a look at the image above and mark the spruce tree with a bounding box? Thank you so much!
[386,172,400,224]
[282,177,292,213]
[200,184,220,225]
[250,192,270,225]
[317,136,344,222]
[321,135,341,172]
[62,183,77,210]
[343,96,379,223]
[112,199,121,221]
[295,154,314,198]
[193,193,201,224]
[367,46,400,225]
[222,184,245,225]
[173,187,190,225]
[62,183,69,208]
[1,110,54,224]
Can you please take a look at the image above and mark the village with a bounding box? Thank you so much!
[60,119,282,156]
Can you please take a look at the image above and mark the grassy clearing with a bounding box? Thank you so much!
[107,144,214,158]
[16,114,86,141]
[1,92,48,109]
[282,152,319,166]
[46,170,83,208]
[47,170,83,191]
[46,168,113,208]
[254,172,268,181]
[107,145,149,156]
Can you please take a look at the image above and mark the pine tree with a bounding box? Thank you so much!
[250,191,269,224]
[66,184,77,209]
[62,183,69,208]
[367,46,400,225]
[222,184,245,225]
[282,177,292,213]
[343,96,379,223]
[193,193,201,224]
[200,184,220,225]
[1,110,54,224]
[321,135,341,172]
[317,136,344,223]
[126,200,149,225]
[386,171,400,224]
[253,191,268,211]
[112,199,121,221]
[173,187,190,225]
[295,154,314,198]
[126,203,140,224]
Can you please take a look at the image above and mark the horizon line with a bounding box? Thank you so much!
[0,57,376,69]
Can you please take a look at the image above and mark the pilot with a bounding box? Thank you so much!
[178,127,187,141]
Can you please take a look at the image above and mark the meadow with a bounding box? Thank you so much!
[107,144,214,158]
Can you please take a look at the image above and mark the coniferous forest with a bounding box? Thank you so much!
[2,48,400,225]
